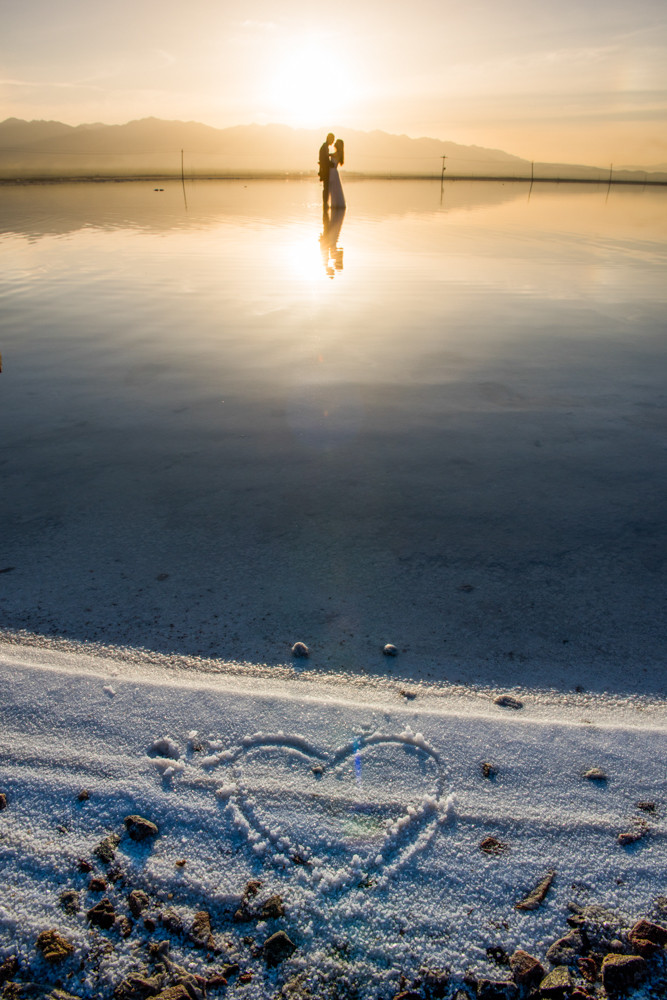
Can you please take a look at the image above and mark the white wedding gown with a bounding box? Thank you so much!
[328,155,346,209]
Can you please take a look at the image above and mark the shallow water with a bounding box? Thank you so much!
[1,179,665,693]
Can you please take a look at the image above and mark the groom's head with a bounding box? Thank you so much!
[326,133,335,145]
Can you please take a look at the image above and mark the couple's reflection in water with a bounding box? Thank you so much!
[319,206,345,278]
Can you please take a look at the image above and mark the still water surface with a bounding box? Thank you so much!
[1,179,665,692]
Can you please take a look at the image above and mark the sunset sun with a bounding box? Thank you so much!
[266,36,358,128]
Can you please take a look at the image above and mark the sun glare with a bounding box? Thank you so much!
[267,36,357,128]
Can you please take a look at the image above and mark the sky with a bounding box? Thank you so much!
[1,0,666,166]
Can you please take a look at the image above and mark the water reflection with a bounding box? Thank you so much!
[319,206,346,278]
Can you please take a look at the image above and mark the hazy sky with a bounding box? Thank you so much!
[2,0,666,166]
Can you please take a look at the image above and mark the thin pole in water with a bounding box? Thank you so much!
[180,149,188,211]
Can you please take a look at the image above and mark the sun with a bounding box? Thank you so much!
[266,35,357,128]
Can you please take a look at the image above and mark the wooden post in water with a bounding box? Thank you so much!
[181,149,185,184]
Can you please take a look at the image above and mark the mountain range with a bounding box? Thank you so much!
[1,117,664,183]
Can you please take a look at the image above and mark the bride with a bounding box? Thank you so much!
[328,139,346,209]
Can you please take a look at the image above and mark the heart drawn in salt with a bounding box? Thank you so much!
[209,731,451,890]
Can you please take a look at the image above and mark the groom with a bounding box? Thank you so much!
[318,132,335,205]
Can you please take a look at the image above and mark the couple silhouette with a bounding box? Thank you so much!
[318,133,346,209]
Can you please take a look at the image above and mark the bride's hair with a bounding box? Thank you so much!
[334,139,344,165]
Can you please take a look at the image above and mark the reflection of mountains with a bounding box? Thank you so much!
[0,178,535,238]
[2,117,664,183]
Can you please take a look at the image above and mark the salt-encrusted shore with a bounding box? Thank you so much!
[0,635,665,999]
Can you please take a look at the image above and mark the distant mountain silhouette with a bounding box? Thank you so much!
[0,117,664,183]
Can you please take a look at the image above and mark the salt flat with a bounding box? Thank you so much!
[0,637,665,997]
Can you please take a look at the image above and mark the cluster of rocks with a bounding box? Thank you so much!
[393,903,667,1000]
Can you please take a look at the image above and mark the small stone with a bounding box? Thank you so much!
[628,918,667,955]
[0,793,6,810]
[263,930,296,966]
[94,833,121,863]
[158,908,183,934]
[143,917,156,932]
[494,695,523,710]
[515,870,555,910]
[479,836,508,856]
[311,765,324,776]
[509,950,544,988]
[546,930,585,965]
[481,762,497,779]
[206,975,228,989]
[486,947,509,966]
[636,800,655,812]
[0,957,19,985]
[128,889,150,917]
[77,789,90,802]
[259,895,285,920]
[399,689,417,700]
[87,898,116,929]
[191,911,215,949]
[152,988,190,1000]
[383,644,398,656]
[244,879,262,897]
[601,954,647,992]
[538,966,572,999]
[77,858,93,873]
[89,876,107,892]
[291,642,309,658]
[618,822,648,846]
[125,815,159,841]
[238,974,252,984]
[577,956,597,982]
[222,964,240,979]
[583,768,607,782]
[59,890,80,915]
[116,915,133,938]
[36,929,75,963]
[174,859,186,867]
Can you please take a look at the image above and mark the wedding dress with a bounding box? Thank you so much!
[328,154,346,209]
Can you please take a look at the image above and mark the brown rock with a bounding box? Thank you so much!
[158,908,183,934]
[36,929,75,963]
[546,930,585,965]
[0,957,19,985]
[87,898,116,929]
[259,895,285,919]
[635,801,655,812]
[515,870,555,910]
[509,949,544,988]
[77,789,90,802]
[628,918,667,955]
[291,642,309,658]
[128,889,150,917]
[481,762,497,779]
[116,915,133,938]
[89,877,107,892]
[494,695,523,710]
[583,768,606,782]
[479,837,508,856]
[618,820,648,846]
[0,793,7,810]
[190,911,215,949]
[94,833,121,863]
[77,858,93,873]
[263,930,296,966]
[125,815,159,841]
[601,954,647,992]
[205,975,228,989]
[152,988,191,1000]
[577,957,597,983]
[538,966,572,998]
[244,879,262,898]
